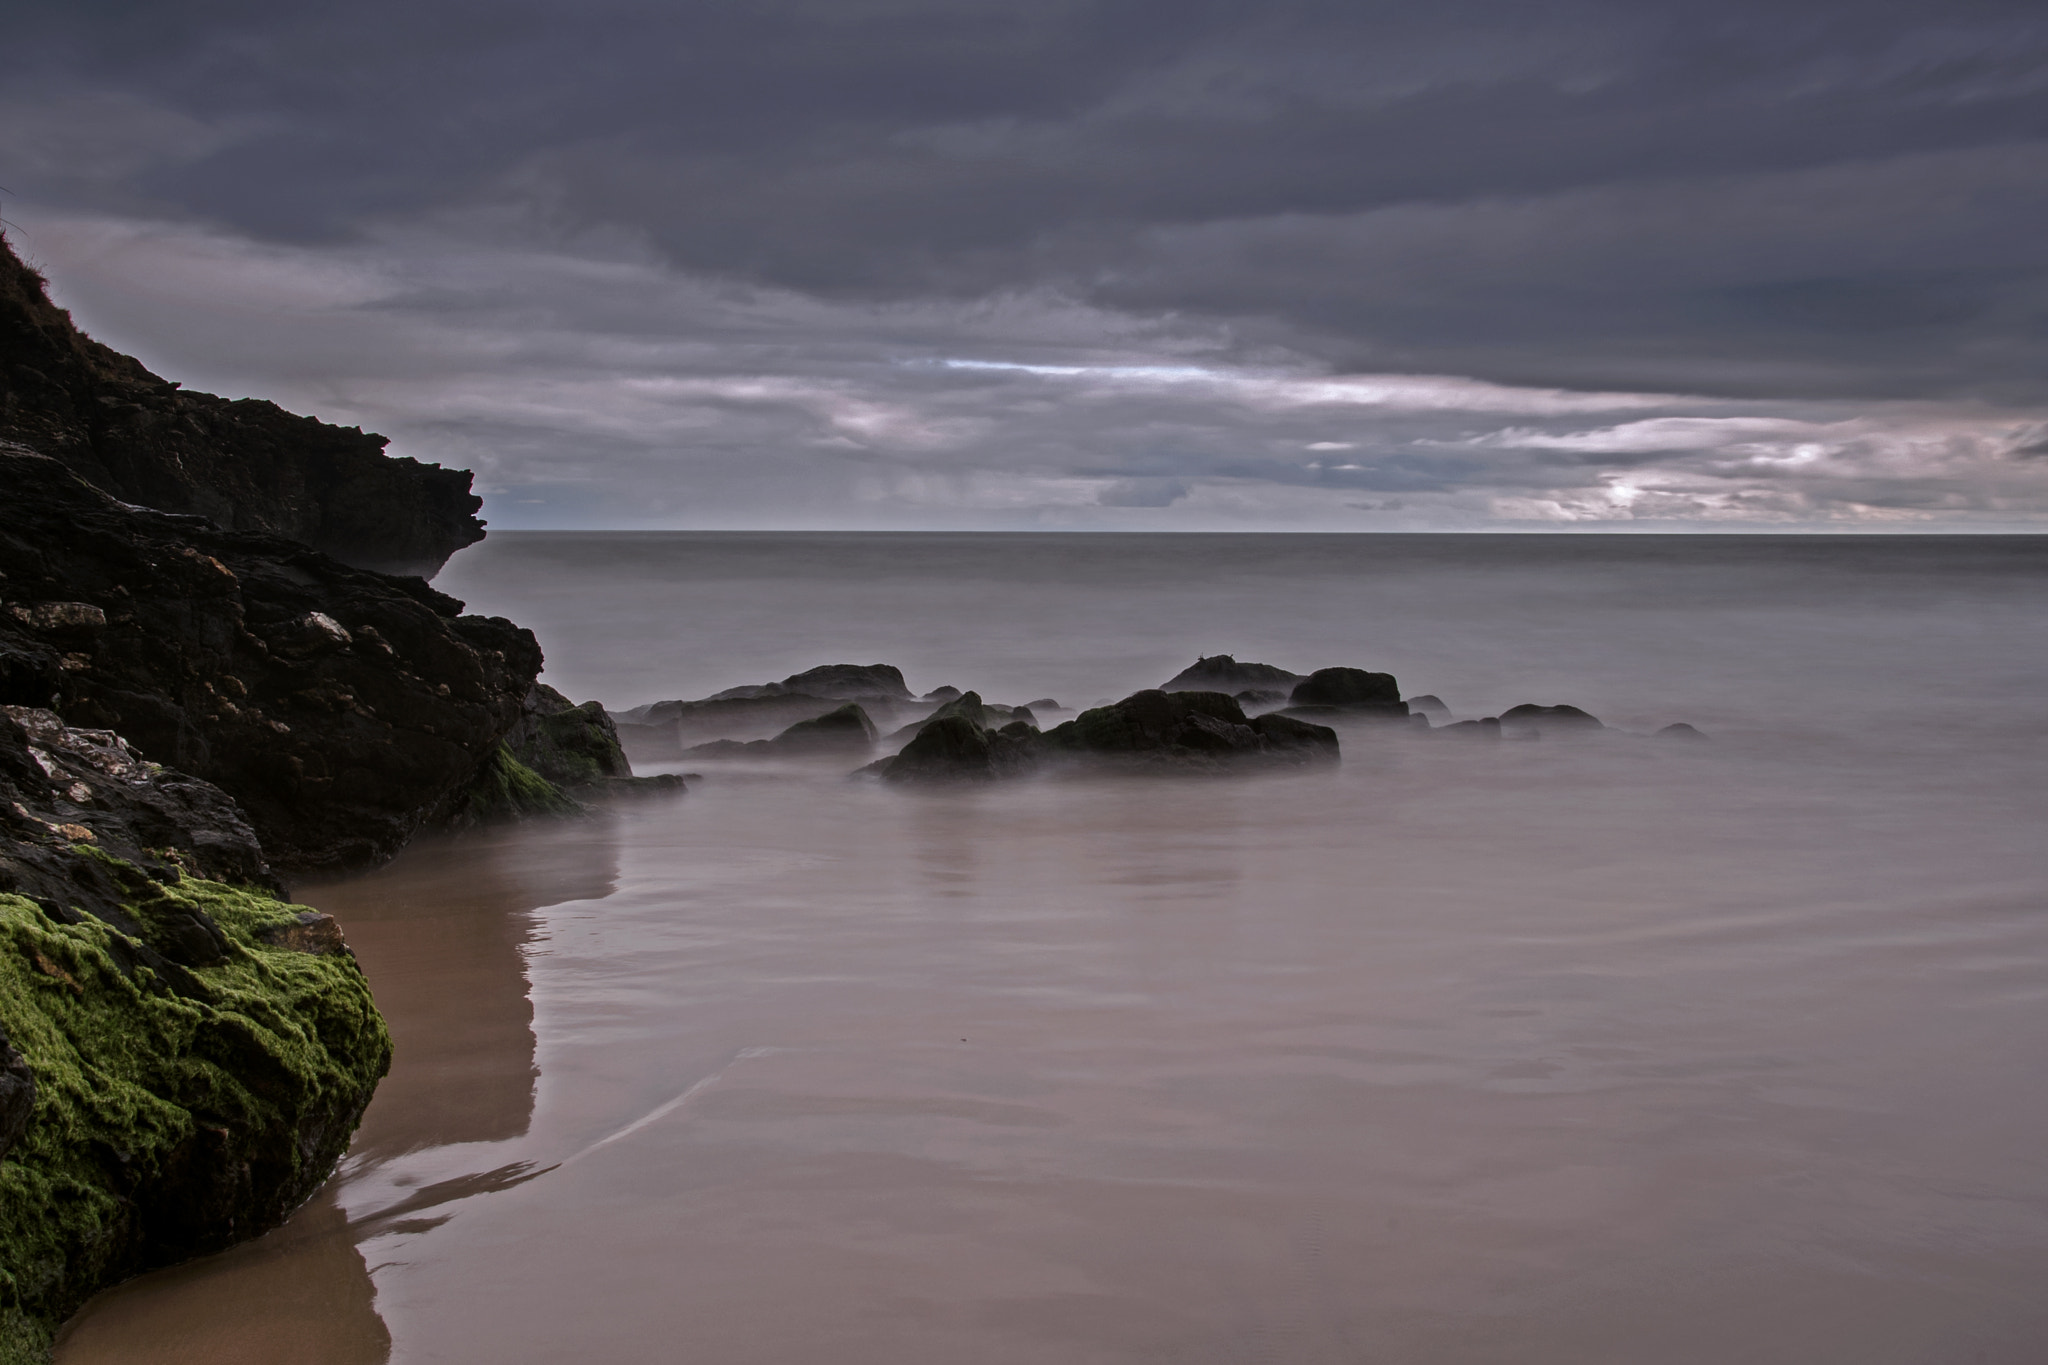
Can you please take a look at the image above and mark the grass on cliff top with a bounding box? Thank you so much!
[0,868,391,1365]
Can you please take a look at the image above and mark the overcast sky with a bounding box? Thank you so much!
[7,0,2048,529]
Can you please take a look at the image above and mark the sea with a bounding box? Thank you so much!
[53,532,2048,1364]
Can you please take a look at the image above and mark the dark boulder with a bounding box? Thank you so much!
[884,690,991,745]
[615,664,919,755]
[766,703,878,754]
[1436,718,1501,741]
[1405,694,1451,723]
[1042,690,1338,771]
[877,714,1037,783]
[611,693,844,756]
[1498,704,1603,740]
[1655,722,1708,742]
[923,686,963,703]
[688,703,878,759]
[1160,655,1300,693]
[1,234,482,577]
[0,445,541,873]
[779,663,912,701]
[1021,698,1060,712]
[1288,667,1405,711]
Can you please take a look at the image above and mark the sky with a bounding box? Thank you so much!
[5,0,2048,530]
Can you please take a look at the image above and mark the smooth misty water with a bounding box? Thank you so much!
[56,534,2048,1364]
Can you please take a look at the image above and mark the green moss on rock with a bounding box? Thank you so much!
[441,743,582,827]
[0,873,391,1364]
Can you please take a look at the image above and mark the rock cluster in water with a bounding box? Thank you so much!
[619,653,1709,788]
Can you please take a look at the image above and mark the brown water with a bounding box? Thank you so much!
[53,534,2048,1362]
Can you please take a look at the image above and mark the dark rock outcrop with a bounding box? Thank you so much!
[0,445,541,872]
[1405,694,1451,723]
[1655,722,1708,742]
[869,688,1340,782]
[1160,655,1300,693]
[0,235,483,578]
[1043,690,1339,772]
[1498,704,1604,739]
[616,693,847,758]
[0,703,390,1361]
[617,663,919,758]
[778,664,911,701]
[689,703,878,758]
[876,714,1038,783]
[499,683,683,799]
[1288,667,1405,711]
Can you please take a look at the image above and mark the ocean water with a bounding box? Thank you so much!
[54,533,2048,1364]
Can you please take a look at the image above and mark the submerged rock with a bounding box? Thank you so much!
[1405,694,1452,723]
[877,714,1038,783]
[869,688,1340,782]
[1160,655,1301,694]
[778,663,911,701]
[616,693,848,756]
[1042,690,1338,771]
[1498,704,1603,739]
[617,664,920,757]
[688,703,879,759]
[764,703,879,754]
[883,690,991,745]
[1288,667,1405,712]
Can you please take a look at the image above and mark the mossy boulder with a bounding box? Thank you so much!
[436,743,582,826]
[0,875,391,1364]
[504,683,632,789]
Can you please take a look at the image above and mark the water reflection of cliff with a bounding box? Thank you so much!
[54,820,621,1365]
[311,823,620,1156]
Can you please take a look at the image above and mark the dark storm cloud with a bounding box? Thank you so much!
[6,0,2048,525]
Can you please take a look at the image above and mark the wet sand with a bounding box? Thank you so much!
[56,731,2048,1363]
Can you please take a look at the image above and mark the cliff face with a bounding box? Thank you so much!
[0,445,542,873]
[0,237,483,579]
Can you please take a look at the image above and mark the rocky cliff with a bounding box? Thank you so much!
[0,235,482,578]
[0,444,542,873]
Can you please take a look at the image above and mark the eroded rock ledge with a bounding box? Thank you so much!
[0,444,543,873]
[0,235,482,578]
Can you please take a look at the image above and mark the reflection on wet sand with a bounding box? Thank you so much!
[53,821,621,1365]
[309,824,619,1157]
